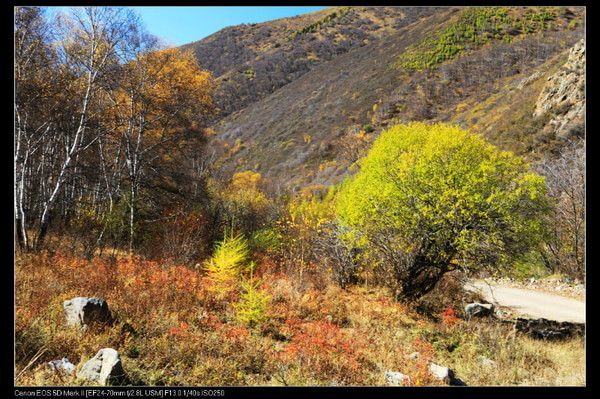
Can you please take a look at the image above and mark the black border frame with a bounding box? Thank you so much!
[5,1,593,398]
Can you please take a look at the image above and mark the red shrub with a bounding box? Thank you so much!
[441,304,459,327]
[169,321,190,338]
[277,319,363,382]
[409,338,437,386]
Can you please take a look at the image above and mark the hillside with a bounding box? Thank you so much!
[197,6,583,190]
[182,7,444,118]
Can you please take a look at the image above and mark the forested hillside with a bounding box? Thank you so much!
[182,7,443,117]
[204,6,583,190]
[15,6,585,389]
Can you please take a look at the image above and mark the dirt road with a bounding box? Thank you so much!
[465,280,585,323]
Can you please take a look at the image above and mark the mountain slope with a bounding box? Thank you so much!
[182,6,444,117]
[184,6,584,190]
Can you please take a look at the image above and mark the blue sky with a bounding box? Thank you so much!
[45,7,328,46]
[131,7,329,46]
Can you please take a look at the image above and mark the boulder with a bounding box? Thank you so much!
[77,348,125,386]
[428,363,466,386]
[464,303,494,319]
[47,358,75,374]
[384,371,410,385]
[64,297,112,328]
[428,362,454,382]
[515,318,585,340]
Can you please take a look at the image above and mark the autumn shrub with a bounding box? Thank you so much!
[336,122,549,300]
[319,286,352,327]
[407,338,439,386]
[278,185,360,289]
[142,206,214,264]
[16,249,584,386]
[414,271,475,318]
[275,319,366,384]
[537,140,585,280]
[211,171,275,237]
[441,305,460,327]
[234,264,270,327]
[250,227,283,254]
[203,234,250,300]
[14,249,283,386]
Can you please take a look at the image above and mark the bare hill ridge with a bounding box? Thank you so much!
[184,6,584,190]
[182,7,444,117]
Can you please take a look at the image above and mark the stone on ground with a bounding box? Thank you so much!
[77,348,125,386]
[63,297,112,328]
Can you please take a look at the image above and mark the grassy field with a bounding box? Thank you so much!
[15,251,585,386]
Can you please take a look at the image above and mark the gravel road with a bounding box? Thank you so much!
[465,280,585,323]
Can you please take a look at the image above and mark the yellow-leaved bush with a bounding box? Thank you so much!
[204,234,270,326]
[233,262,270,327]
[215,171,272,235]
[336,122,549,299]
[203,234,249,299]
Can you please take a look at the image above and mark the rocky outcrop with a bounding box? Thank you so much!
[63,297,112,328]
[534,39,585,140]
[77,348,126,386]
[464,303,494,319]
[515,318,585,340]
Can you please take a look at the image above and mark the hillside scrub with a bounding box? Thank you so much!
[336,123,549,300]
[537,140,585,279]
[15,250,584,386]
[396,7,565,71]
[210,6,582,191]
[186,7,440,117]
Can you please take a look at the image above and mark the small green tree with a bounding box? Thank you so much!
[336,122,549,300]
[234,262,270,327]
[204,233,249,299]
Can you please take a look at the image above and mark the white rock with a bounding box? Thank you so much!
[48,358,75,374]
[385,371,410,385]
[464,303,494,319]
[77,348,125,386]
[428,362,453,381]
[64,297,112,328]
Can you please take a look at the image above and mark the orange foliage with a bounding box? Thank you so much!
[410,338,437,386]
[17,251,209,329]
[224,326,250,341]
[169,321,190,338]
[107,47,215,150]
[441,304,460,327]
[277,319,362,379]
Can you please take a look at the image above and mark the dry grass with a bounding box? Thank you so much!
[15,251,585,386]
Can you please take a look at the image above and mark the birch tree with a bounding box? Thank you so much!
[15,7,49,250]
[112,46,214,252]
[15,7,215,255]
[34,7,137,248]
